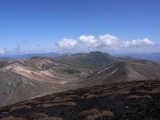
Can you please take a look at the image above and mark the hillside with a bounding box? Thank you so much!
[0,51,118,106]
[86,60,160,86]
[0,58,84,106]
[0,79,160,120]
[1,51,160,107]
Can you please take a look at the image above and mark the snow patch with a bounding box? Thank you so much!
[98,65,114,74]
[108,68,118,76]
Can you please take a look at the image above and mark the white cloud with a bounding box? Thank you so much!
[57,38,78,49]
[96,34,119,49]
[123,38,155,48]
[78,34,119,50]
[57,34,159,52]
[79,35,96,46]
[0,48,5,54]
[99,34,118,41]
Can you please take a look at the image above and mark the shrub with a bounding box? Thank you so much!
[126,95,140,99]
[1,116,24,120]
[41,102,77,108]
[79,96,85,99]
[30,113,48,119]
[62,68,80,75]
[9,105,32,112]
[37,117,63,120]
[1,112,9,115]
[149,88,160,94]
[84,117,94,120]
[114,89,129,94]
[101,111,114,116]
[100,92,112,97]
[86,111,113,119]
[53,97,72,102]
[86,94,97,100]
[126,95,152,99]
[78,109,100,117]
[67,95,79,98]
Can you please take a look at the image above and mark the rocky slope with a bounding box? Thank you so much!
[0,79,160,120]
[0,58,80,106]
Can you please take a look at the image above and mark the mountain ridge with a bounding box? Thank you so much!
[0,51,160,106]
[0,52,61,59]
[115,52,160,63]
[86,59,160,86]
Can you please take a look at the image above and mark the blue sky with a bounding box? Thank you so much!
[0,0,160,55]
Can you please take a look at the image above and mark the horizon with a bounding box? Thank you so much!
[0,51,160,58]
[0,0,160,55]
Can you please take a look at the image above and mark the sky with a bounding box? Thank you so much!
[0,0,160,55]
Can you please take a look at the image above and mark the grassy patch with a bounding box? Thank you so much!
[10,105,32,112]
[62,68,81,75]
[126,95,152,99]
[78,109,100,117]
[86,111,113,120]
[41,102,77,108]
[2,116,24,120]
[30,113,48,119]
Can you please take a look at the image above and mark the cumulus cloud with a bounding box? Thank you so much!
[123,38,155,48]
[99,34,118,41]
[79,35,96,46]
[78,34,119,50]
[57,34,158,52]
[0,48,5,54]
[96,34,119,49]
[57,38,78,49]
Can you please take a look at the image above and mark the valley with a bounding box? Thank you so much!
[0,51,118,106]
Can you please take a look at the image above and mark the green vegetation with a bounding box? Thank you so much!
[62,68,81,75]
[17,81,22,87]
[0,61,8,68]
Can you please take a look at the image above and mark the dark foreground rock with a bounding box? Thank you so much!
[0,79,160,120]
